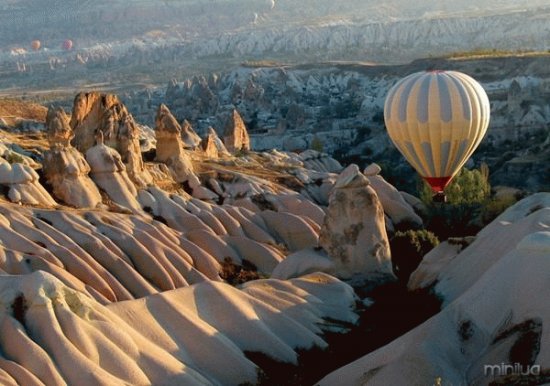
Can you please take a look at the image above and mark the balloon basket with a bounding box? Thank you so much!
[432,192,447,203]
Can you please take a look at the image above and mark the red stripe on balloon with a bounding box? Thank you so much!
[423,176,452,193]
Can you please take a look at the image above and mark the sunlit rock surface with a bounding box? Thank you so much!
[319,164,394,285]
[319,194,550,385]
[43,107,102,208]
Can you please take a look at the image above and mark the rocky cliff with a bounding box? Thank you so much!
[153,57,550,192]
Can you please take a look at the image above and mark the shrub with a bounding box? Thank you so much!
[419,166,490,206]
[220,257,260,285]
[5,152,25,164]
[310,136,324,153]
[419,166,491,239]
[480,195,518,224]
[390,230,440,282]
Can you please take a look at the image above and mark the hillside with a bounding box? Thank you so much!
[0,89,547,384]
[1,3,550,94]
[121,55,550,193]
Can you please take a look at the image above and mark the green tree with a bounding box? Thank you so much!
[419,166,491,239]
[390,230,440,282]
[419,166,490,205]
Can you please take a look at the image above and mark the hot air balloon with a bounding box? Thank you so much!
[31,40,41,51]
[62,39,73,51]
[384,70,490,201]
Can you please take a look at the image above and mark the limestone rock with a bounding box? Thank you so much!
[319,164,394,285]
[154,104,196,183]
[223,109,250,153]
[86,132,141,213]
[42,107,102,208]
[70,92,152,188]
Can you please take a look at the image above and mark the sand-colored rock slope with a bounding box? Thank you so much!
[319,193,550,386]
[0,94,431,385]
[0,271,357,386]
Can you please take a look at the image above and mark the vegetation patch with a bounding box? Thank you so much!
[220,258,261,285]
[390,229,439,282]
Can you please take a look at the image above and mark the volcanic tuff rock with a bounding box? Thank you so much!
[223,109,250,154]
[201,127,230,158]
[319,164,394,285]
[154,104,196,183]
[0,158,56,207]
[180,119,202,149]
[42,107,102,208]
[155,58,550,193]
[2,90,549,385]
[319,194,550,385]
[70,92,152,188]
[0,270,357,386]
[363,163,422,228]
[85,132,142,213]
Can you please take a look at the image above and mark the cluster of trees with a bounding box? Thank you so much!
[390,164,520,283]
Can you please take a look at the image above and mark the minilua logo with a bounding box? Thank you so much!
[484,363,541,377]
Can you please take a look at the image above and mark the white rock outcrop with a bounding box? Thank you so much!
[319,164,394,285]
[86,132,142,213]
[180,119,201,149]
[363,163,423,227]
[0,158,56,207]
[319,194,550,386]
[154,104,196,183]
[410,192,550,304]
[70,92,152,187]
[0,270,358,386]
[42,107,102,208]
[223,109,250,154]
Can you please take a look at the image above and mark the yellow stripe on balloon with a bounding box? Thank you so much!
[384,70,490,183]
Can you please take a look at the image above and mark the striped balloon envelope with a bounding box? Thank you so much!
[384,70,490,193]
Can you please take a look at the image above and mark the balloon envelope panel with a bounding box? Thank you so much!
[384,70,490,191]
[63,39,73,50]
[31,40,41,51]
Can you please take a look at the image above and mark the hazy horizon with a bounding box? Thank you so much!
[2,0,549,49]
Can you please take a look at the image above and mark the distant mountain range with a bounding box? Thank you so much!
[2,0,550,62]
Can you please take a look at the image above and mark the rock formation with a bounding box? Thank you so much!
[319,194,550,386]
[154,104,196,183]
[409,192,550,303]
[363,163,422,228]
[202,127,230,158]
[299,150,343,174]
[86,132,142,213]
[223,109,250,153]
[319,164,394,285]
[0,270,357,386]
[181,119,201,149]
[70,92,152,187]
[0,158,57,207]
[42,107,102,208]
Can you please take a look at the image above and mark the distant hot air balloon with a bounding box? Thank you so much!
[384,70,490,201]
[31,40,41,51]
[62,39,73,50]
